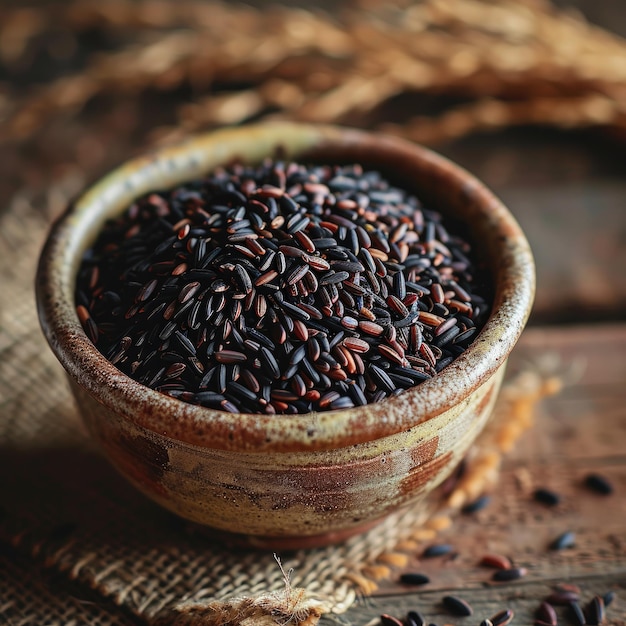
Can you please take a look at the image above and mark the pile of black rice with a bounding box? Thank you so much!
[76,160,491,414]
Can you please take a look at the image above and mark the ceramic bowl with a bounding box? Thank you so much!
[36,122,534,549]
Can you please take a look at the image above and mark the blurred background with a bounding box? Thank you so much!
[0,0,624,325]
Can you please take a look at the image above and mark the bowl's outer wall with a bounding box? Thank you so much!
[37,122,534,543]
[70,366,504,538]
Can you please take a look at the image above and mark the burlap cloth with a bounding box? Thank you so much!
[0,199,557,625]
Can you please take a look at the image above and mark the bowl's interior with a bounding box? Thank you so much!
[36,122,535,453]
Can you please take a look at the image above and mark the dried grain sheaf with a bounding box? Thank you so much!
[3,0,626,147]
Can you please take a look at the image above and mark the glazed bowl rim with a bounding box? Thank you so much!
[36,121,535,453]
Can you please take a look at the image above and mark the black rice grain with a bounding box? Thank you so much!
[547,591,580,605]
[490,608,514,626]
[423,543,454,558]
[399,572,430,586]
[549,531,575,551]
[492,612,516,626]
[569,602,586,626]
[536,602,557,626]
[603,590,616,607]
[584,473,614,495]
[586,595,605,626]
[406,610,426,626]
[492,567,527,582]
[442,595,473,617]
[533,487,561,507]
[461,494,491,514]
[76,160,490,414]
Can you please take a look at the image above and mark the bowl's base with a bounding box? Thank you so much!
[180,516,386,551]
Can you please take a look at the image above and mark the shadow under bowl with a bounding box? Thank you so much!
[36,122,534,549]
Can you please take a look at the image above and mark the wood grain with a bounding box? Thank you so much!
[331,324,626,625]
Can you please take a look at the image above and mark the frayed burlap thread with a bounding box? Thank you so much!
[151,557,330,626]
[0,197,559,626]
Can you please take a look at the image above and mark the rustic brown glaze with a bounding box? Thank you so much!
[36,123,534,546]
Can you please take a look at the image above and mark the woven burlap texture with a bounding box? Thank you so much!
[0,200,551,625]
[0,551,137,626]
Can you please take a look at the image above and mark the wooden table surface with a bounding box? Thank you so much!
[331,323,626,626]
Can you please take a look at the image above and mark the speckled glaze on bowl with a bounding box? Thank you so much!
[36,123,534,549]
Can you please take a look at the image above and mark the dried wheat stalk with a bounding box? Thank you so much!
[0,0,626,142]
[1,0,625,182]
